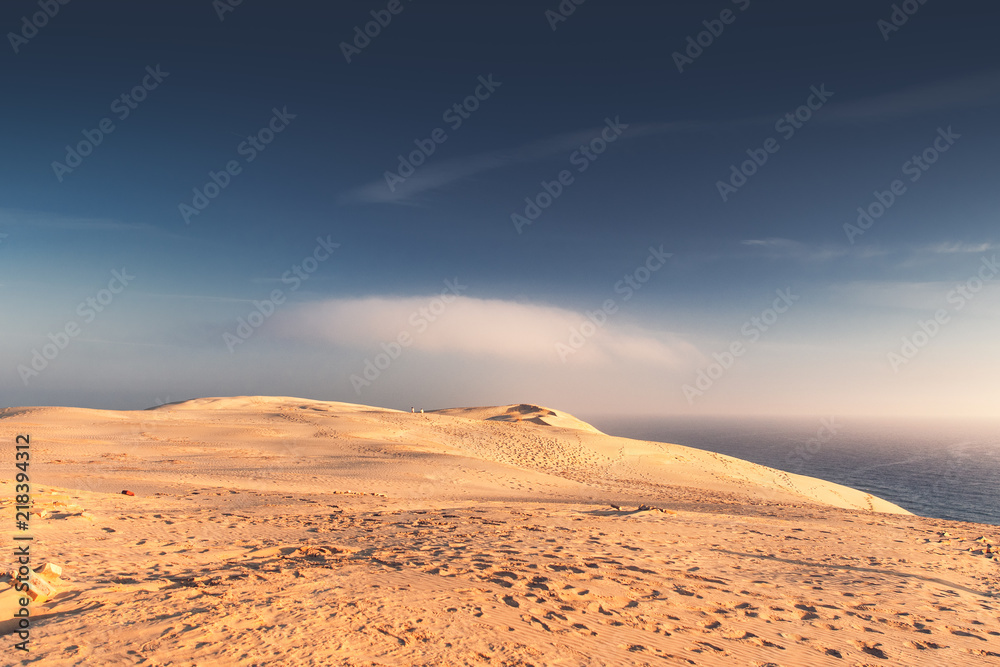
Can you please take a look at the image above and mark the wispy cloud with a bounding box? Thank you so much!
[892,241,998,270]
[340,121,703,205]
[271,295,698,367]
[739,238,998,265]
[340,71,1000,207]
[739,237,892,262]
[740,237,854,262]
[0,209,155,232]
[0,209,196,245]
[827,280,974,311]
[822,69,1000,124]
[130,292,256,304]
[920,241,998,254]
[74,337,181,349]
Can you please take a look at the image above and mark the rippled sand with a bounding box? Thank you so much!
[2,397,997,666]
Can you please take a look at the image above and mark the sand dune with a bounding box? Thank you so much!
[432,403,607,433]
[1,397,997,666]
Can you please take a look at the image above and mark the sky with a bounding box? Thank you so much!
[1,0,999,420]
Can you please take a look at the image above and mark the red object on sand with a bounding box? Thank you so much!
[121,490,135,496]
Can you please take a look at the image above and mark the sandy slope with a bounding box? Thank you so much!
[1,397,997,666]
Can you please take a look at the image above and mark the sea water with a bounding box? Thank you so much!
[589,415,1000,526]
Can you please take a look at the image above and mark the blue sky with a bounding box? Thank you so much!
[2,0,999,418]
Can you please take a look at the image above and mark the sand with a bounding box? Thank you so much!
[1,396,997,666]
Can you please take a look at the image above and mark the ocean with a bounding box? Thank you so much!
[589,415,1000,526]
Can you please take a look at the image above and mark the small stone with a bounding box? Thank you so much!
[39,563,63,579]
[26,572,56,601]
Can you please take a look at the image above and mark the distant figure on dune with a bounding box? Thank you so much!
[411,407,414,413]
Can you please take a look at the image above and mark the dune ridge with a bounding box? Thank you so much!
[2,396,997,666]
[3,396,904,513]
